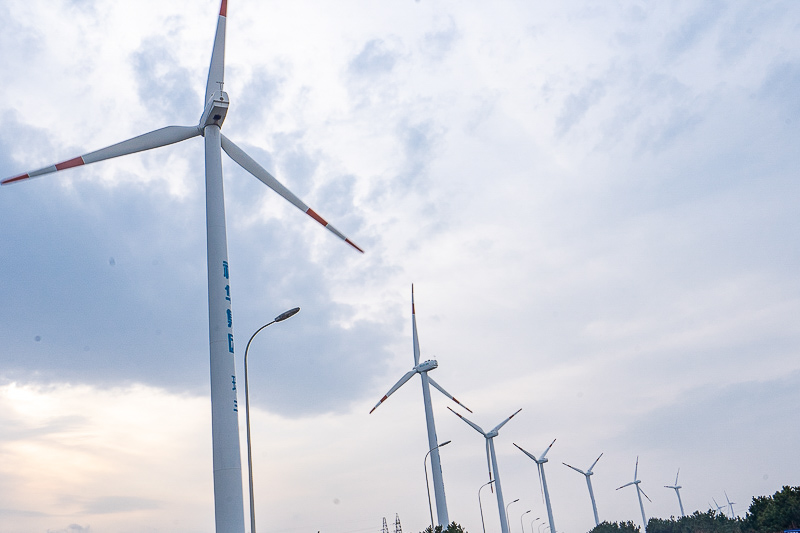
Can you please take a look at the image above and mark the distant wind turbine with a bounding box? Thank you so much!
[563,453,603,526]
[712,498,726,515]
[449,407,522,533]
[664,469,685,518]
[369,285,471,527]
[2,2,362,532]
[725,491,736,519]
[515,439,558,533]
[616,456,651,529]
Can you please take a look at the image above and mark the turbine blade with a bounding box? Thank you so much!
[540,438,556,460]
[587,453,603,474]
[2,125,200,185]
[205,0,228,104]
[617,481,635,490]
[562,462,586,475]
[412,284,420,366]
[369,369,416,413]
[639,486,652,503]
[634,456,639,481]
[428,377,473,413]
[221,135,364,253]
[491,408,522,433]
[447,406,486,435]
[513,442,538,462]
[675,468,680,486]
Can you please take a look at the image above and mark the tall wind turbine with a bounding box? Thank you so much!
[2,3,362,532]
[616,456,651,530]
[369,285,471,527]
[664,469,685,518]
[563,453,603,526]
[449,407,522,533]
[515,440,558,533]
[712,498,726,515]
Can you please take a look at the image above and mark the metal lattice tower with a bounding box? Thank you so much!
[394,514,402,533]
[382,518,389,533]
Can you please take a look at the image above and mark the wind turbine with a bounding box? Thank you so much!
[3,3,362,533]
[712,498,726,515]
[616,456,651,530]
[515,440,558,533]
[562,453,603,526]
[369,285,471,527]
[725,491,736,519]
[664,469,685,518]
[449,407,523,533]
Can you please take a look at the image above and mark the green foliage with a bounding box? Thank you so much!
[745,486,800,533]
[646,510,743,533]
[589,520,641,533]
[420,522,468,533]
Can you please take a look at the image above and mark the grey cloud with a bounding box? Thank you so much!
[131,34,200,123]
[662,1,727,61]
[47,525,91,533]
[349,39,400,76]
[758,60,800,119]
[555,79,606,137]
[0,116,395,418]
[232,66,284,134]
[614,371,800,456]
[422,17,459,61]
[83,496,160,514]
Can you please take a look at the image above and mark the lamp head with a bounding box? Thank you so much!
[275,307,300,322]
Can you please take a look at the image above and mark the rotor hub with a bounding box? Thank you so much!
[200,90,229,128]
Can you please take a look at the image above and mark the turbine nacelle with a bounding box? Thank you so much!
[416,359,438,373]
[200,91,230,128]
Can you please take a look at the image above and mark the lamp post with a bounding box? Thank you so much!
[244,306,300,533]
[425,440,452,532]
[505,499,520,533]
[531,517,541,533]
[521,510,531,533]
[479,480,496,533]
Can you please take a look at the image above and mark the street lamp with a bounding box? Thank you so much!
[531,517,541,533]
[521,510,531,533]
[479,480,497,533]
[425,440,452,532]
[244,306,300,533]
[505,499,520,533]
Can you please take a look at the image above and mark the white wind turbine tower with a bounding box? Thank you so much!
[369,285,472,527]
[2,2,362,532]
[515,439,558,533]
[725,491,736,519]
[449,407,523,533]
[664,469,685,518]
[616,457,651,530]
[563,453,603,526]
[712,498,726,515]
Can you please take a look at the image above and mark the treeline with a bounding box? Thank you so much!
[589,486,800,533]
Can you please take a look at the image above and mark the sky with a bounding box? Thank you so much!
[1,0,799,532]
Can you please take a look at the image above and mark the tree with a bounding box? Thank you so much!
[746,486,800,533]
[420,522,469,533]
[589,520,641,533]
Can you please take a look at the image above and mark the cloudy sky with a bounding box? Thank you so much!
[1,0,799,532]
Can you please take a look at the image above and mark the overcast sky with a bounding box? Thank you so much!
[1,1,799,533]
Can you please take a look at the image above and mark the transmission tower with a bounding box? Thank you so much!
[382,517,389,533]
[395,514,402,533]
